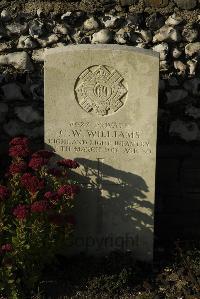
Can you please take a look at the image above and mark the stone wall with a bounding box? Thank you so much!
[1,0,200,244]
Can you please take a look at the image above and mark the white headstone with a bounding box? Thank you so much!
[45,45,159,261]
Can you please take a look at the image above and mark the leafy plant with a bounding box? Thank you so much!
[0,137,80,298]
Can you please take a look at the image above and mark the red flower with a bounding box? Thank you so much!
[1,244,12,252]
[9,144,30,158]
[31,200,49,213]
[9,161,27,175]
[44,191,60,205]
[48,168,63,177]
[32,150,54,159]
[57,159,79,169]
[28,157,48,171]
[13,204,29,220]
[21,173,45,194]
[0,185,10,201]
[57,184,80,197]
[9,137,29,147]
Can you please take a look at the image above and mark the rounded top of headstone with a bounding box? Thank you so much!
[44,44,159,59]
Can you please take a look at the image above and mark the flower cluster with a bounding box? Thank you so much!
[44,191,60,205]
[0,136,81,297]
[28,157,48,171]
[31,200,49,213]
[1,244,12,252]
[57,159,79,169]
[28,150,55,171]
[9,137,30,159]
[57,184,80,197]
[21,173,44,194]
[13,204,29,220]
[9,137,29,147]
[9,161,27,175]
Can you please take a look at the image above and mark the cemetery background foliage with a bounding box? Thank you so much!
[0,0,200,298]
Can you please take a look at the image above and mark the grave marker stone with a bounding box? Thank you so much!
[45,45,159,261]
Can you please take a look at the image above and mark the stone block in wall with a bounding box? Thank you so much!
[144,0,169,8]
[120,0,138,6]
[174,0,197,10]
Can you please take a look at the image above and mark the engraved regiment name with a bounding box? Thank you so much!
[47,122,152,156]
[74,65,128,116]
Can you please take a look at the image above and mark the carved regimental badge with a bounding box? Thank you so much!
[74,65,128,116]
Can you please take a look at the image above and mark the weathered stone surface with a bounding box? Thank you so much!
[168,77,179,87]
[15,106,42,123]
[1,83,24,101]
[6,23,28,35]
[182,27,198,43]
[53,24,68,35]
[27,126,44,138]
[185,105,200,119]
[174,0,197,10]
[29,19,45,38]
[0,103,8,123]
[102,14,120,29]
[92,29,114,44]
[153,25,181,43]
[187,59,198,75]
[17,35,37,49]
[165,14,182,26]
[185,42,200,56]
[120,0,138,6]
[184,78,200,96]
[144,0,169,8]
[32,49,45,62]
[140,30,152,43]
[0,52,33,71]
[3,119,43,137]
[174,60,187,75]
[1,9,11,22]
[169,120,199,141]
[172,47,182,58]
[146,13,165,31]
[166,89,188,104]
[3,120,25,136]
[83,17,99,31]
[152,43,168,60]
[45,45,159,261]
[37,34,59,47]
[115,28,128,44]
[130,32,143,44]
